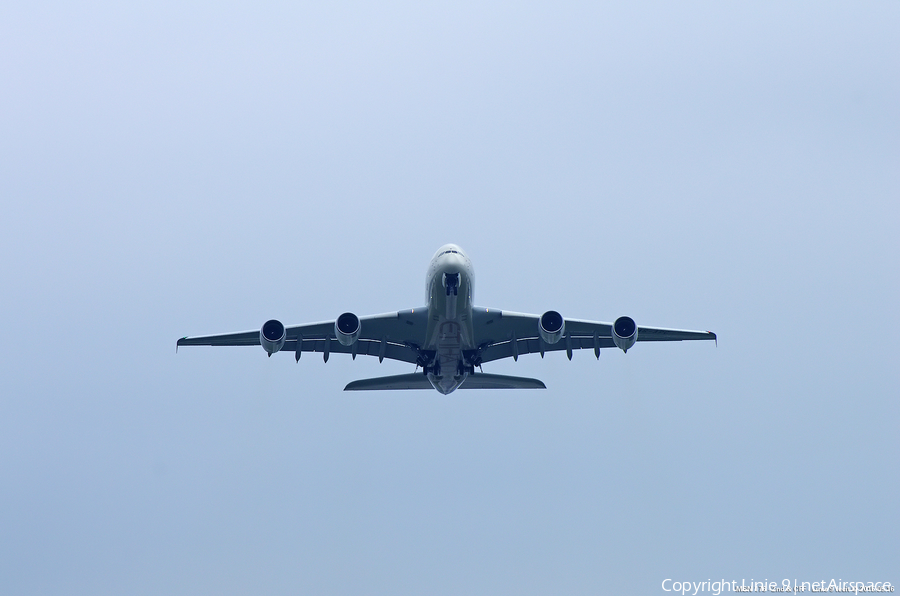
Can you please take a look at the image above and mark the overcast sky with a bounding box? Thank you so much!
[1,1,897,595]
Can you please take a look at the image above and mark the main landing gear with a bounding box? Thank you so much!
[422,361,474,378]
[423,361,442,377]
[456,362,474,376]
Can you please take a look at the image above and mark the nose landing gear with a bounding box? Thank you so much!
[443,272,459,296]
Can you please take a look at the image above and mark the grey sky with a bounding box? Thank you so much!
[1,1,897,594]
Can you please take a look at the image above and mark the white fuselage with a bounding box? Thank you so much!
[423,244,476,394]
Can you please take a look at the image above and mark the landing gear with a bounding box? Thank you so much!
[424,361,442,377]
[443,272,459,296]
[456,362,474,376]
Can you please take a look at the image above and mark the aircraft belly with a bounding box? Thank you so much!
[424,273,474,394]
[422,315,468,393]
[425,275,475,350]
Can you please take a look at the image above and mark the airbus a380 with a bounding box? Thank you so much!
[177,244,716,394]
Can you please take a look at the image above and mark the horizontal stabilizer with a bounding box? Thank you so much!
[459,373,546,389]
[344,372,546,391]
[345,373,433,391]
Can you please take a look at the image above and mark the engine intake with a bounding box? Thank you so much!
[539,310,565,344]
[260,319,286,355]
[612,316,638,352]
[335,312,361,346]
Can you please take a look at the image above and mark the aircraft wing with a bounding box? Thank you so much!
[471,307,716,364]
[177,308,428,364]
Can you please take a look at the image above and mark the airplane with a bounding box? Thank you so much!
[177,244,716,394]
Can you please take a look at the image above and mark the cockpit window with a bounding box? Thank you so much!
[441,250,459,255]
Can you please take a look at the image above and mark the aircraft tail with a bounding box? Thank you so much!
[344,372,546,391]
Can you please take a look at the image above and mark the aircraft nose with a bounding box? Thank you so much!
[442,252,464,269]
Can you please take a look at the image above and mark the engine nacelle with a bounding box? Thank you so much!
[539,310,566,344]
[612,316,638,352]
[335,312,361,346]
[260,319,286,355]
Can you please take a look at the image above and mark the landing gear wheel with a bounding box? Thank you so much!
[443,272,459,296]
[456,362,475,376]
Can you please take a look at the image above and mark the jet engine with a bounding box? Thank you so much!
[612,316,638,352]
[538,310,565,344]
[260,319,286,355]
[335,312,361,346]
